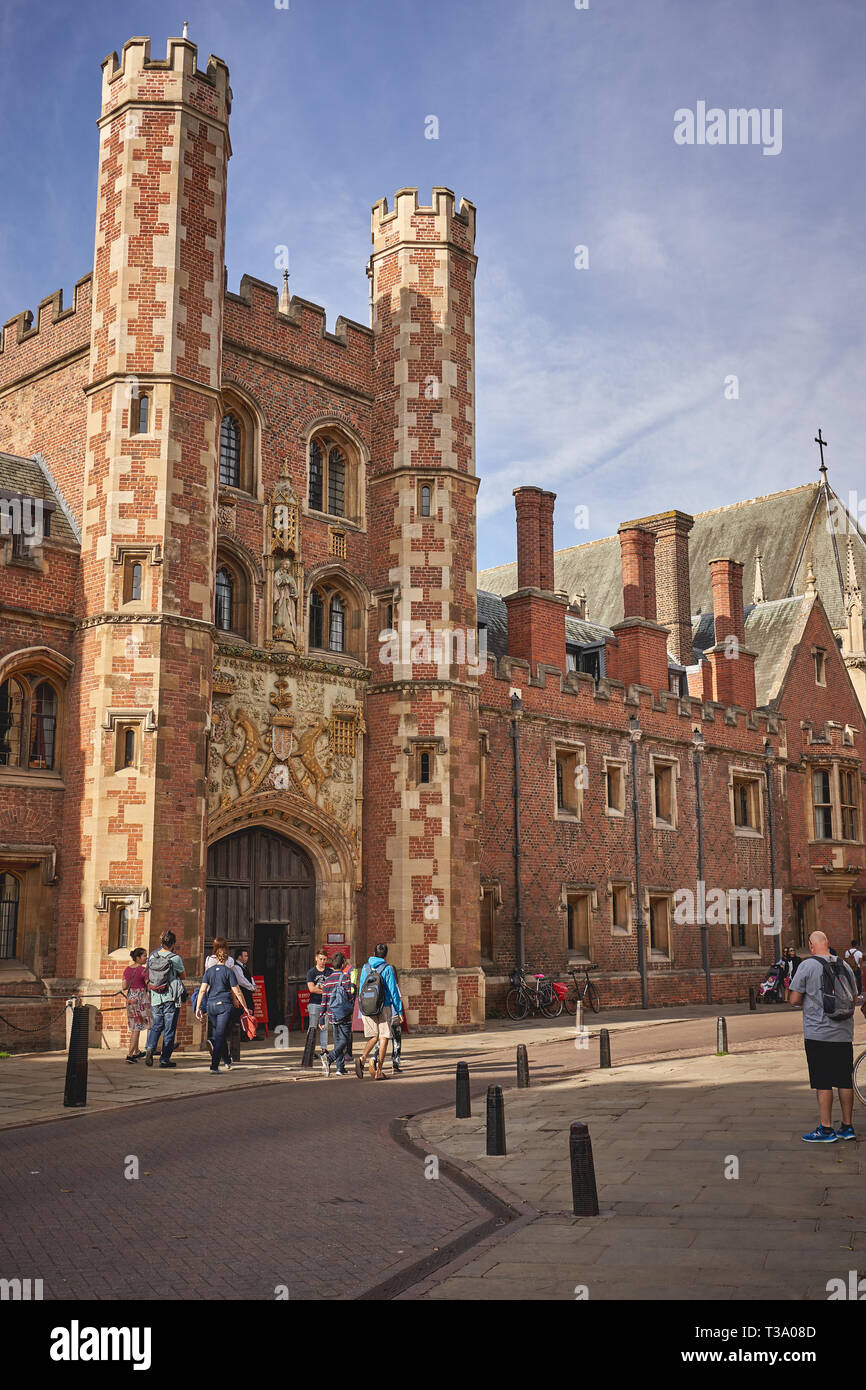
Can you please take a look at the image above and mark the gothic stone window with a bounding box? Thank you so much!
[0,674,60,771]
[308,581,362,660]
[220,414,241,488]
[307,431,362,524]
[218,396,257,494]
[214,555,251,641]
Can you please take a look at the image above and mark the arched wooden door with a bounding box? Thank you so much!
[205,827,315,1026]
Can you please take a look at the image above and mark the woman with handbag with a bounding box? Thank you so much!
[121,947,152,1063]
[195,943,251,1074]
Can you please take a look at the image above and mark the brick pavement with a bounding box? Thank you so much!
[408,1020,866,1301]
[0,1006,814,1302]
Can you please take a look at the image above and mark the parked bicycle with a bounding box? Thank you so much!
[562,964,601,1015]
[854,1050,866,1106]
[505,966,564,1020]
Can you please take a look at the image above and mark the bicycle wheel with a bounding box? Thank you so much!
[854,1050,866,1106]
[563,990,578,1015]
[585,981,601,1014]
[505,988,530,1021]
[541,991,563,1019]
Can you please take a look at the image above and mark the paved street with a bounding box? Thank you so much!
[0,1006,820,1300]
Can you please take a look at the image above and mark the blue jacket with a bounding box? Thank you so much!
[359,956,402,1014]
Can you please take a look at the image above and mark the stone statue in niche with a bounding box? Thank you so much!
[273,560,299,645]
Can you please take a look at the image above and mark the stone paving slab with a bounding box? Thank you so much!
[411,1036,866,1301]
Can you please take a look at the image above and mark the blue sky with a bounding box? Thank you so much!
[1,0,864,571]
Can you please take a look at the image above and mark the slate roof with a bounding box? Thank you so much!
[479,480,866,635]
[0,451,80,547]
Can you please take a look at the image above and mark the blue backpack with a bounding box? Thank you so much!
[329,973,355,1022]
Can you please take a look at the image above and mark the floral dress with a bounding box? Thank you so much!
[123,964,152,1029]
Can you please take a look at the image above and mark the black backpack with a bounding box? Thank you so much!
[819,957,856,1021]
[358,964,385,1017]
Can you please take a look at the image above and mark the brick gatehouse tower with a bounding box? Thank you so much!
[2,33,866,1048]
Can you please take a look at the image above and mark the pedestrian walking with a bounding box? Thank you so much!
[306,948,332,1050]
[844,940,863,994]
[319,952,355,1076]
[121,947,152,1062]
[354,943,402,1081]
[144,931,186,1069]
[372,1012,404,1074]
[203,937,240,1061]
[788,930,860,1142]
[195,942,251,1074]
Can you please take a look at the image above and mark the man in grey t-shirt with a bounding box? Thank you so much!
[789,931,861,1143]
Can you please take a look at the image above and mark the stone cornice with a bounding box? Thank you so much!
[78,611,215,635]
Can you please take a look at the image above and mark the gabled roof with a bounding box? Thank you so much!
[479,478,866,635]
[0,450,80,548]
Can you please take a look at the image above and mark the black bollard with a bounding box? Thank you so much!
[599,1028,611,1069]
[486,1085,506,1155]
[456,1060,471,1117]
[516,1044,530,1088]
[301,1025,318,1069]
[569,1122,599,1216]
[748,986,757,1012]
[716,1016,729,1055]
[63,1006,88,1108]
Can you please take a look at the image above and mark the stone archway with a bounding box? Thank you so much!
[206,826,315,1026]
[206,791,358,1023]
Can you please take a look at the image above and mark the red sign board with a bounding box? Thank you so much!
[252,974,269,1037]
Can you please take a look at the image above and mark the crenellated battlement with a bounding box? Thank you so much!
[223,275,373,393]
[100,35,231,123]
[0,276,92,385]
[371,186,476,257]
[484,653,782,745]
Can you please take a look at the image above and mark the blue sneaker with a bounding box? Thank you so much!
[802,1125,839,1143]
[835,1124,857,1141]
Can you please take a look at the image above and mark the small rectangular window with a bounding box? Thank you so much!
[732,774,761,831]
[566,893,591,960]
[814,649,827,685]
[611,883,630,934]
[652,761,676,826]
[555,747,584,818]
[132,392,151,435]
[605,762,626,816]
[648,895,671,959]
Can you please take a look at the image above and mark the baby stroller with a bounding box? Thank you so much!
[757,961,786,1004]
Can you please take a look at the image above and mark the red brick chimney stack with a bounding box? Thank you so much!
[646,511,694,667]
[706,557,757,708]
[606,523,671,693]
[619,526,658,620]
[538,490,556,592]
[505,487,566,673]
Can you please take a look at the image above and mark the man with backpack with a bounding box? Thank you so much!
[318,952,355,1076]
[144,930,186,1069]
[788,930,860,1142]
[355,943,402,1080]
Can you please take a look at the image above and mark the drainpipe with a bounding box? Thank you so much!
[764,739,779,963]
[629,715,648,1010]
[510,691,525,971]
[693,726,711,1003]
